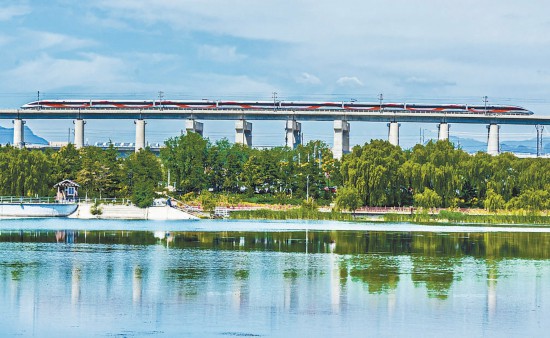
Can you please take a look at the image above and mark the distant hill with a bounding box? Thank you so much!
[447,136,546,154]
[0,125,48,145]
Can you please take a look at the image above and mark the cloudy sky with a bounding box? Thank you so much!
[1,0,549,147]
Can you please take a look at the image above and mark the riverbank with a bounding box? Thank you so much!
[228,207,550,225]
[384,210,550,225]
[69,203,198,220]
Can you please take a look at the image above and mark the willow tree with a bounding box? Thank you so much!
[340,140,405,207]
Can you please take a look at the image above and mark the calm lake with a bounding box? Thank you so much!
[1,219,549,337]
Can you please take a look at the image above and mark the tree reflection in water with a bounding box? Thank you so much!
[1,229,549,299]
[348,255,401,294]
[410,257,457,299]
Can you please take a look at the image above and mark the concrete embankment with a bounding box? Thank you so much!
[69,204,198,220]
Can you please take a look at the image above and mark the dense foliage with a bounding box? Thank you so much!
[0,144,161,208]
[2,134,550,212]
[340,139,550,210]
[160,134,341,203]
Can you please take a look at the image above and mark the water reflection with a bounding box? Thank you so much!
[411,257,457,299]
[348,256,400,294]
[1,230,549,259]
[0,228,549,336]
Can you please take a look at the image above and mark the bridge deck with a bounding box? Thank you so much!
[1,108,550,125]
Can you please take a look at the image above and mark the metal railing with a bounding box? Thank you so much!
[0,196,133,205]
[0,196,57,204]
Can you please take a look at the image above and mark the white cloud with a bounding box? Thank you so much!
[336,76,363,87]
[82,11,131,30]
[184,73,277,99]
[3,53,130,91]
[131,52,179,63]
[22,30,96,51]
[88,1,550,48]
[397,77,456,88]
[3,0,548,115]
[0,5,30,21]
[198,45,246,63]
[295,72,321,85]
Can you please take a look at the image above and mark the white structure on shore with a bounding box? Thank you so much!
[70,204,198,220]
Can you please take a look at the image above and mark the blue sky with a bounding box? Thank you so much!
[1,0,550,148]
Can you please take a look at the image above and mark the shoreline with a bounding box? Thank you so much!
[68,203,198,220]
[3,201,550,226]
[1,218,550,233]
[228,207,550,226]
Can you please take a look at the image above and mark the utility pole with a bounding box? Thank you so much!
[272,91,278,110]
[158,91,164,110]
[379,93,384,113]
[483,95,488,114]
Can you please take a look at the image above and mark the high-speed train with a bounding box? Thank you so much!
[21,99,534,115]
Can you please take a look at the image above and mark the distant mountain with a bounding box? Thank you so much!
[0,125,48,145]
[448,136,486,153]
[447,136,546,154]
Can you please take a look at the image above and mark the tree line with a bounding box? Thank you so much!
[339,139,550,211]
[1,133,549,211]
[0,144,161,208]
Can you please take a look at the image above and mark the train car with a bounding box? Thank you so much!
[406,104,466,112]
[21,99,534,115]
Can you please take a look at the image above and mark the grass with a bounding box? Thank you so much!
[384,210,550,225]
[230,208,354,221]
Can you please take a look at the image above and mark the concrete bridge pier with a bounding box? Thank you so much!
[388,122,400,146]
[74,119,86,149]
[438,122,450,141]
[333,120,350,160]
[13,118,25,149]
[185,119,204,136]
[135,119,146,152]
[235,119,252,146]
[487,123,500,155]
[285,120,302,149]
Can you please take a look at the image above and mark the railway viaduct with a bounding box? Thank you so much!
[2,108,550,158]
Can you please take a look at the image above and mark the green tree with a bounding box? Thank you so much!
[340,140,405,206]
[413,188,442,209]
[484,188,505,212]
[335,186,362,213]
[161,133,209,192]
[77,146,119,198]
[199,190,217,213]
[125,149,162,208]
[52,143,82,183]
[0,147,53,196]
[507,189,550,212]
